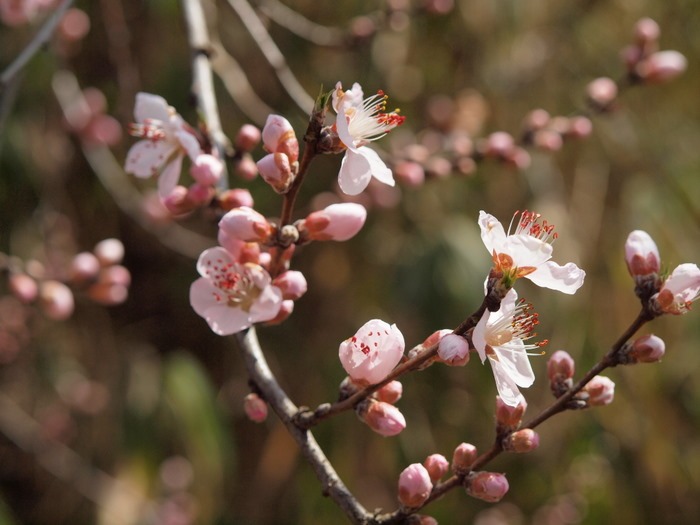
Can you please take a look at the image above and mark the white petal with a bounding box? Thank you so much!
[359,147,394,186]
[505,234,552,268]
[664,263,700,297]
[472,309,490,363]
[478,211,507,255]
[157,154,184,198]
[190,279,251,335]
[249,285,283,323]
[489,358,525,407]
[176,130,202,161]
[125,140,176,178]
[134,92,171,124]
[338,150,372,195]
[527,261,585,294]
[492,340,535,387]
[499,288,518,317]
[336,107,358,151]
[196,247,233,278]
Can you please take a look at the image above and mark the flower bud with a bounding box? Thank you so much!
[547,350,575,382]
[94,238,124,266]
[634,17,660,45]
[583,375,615,406]
[256,152,294,194]
[567,116,593,139]
[234,153,258,181]
[219,206,273,243]
[376,380,403,404]
[496,396,527,430]
[505,428,540,453]
[235,124,261,152]
[437,333,469,366]
[533,129,563,152]
[586,77,618,110]
[484,131,514,158]
[272,271,307,300]
[636,51,687,84]
[243,393,268,423]
[261,114,299,163]
[625,230,660,278]
[398,463,433,507]
[302,203,367,242]
[362,400,406,437]
[628,334,665,363]
[466,472,509,503]
[9,273,38,303]
[339,319,405,385]
[264,299,294,326]
[394,161,425,187]
[190,154,223,186]
[187,183,214,206]
[652,263,700,315]
[523,108,550,132]
[70,252,101,283]
[451,443,477,474]
[39,280,75,321]
[423,454,449,483]
[87,282,129,305]
[219,188,254,211]
[162,185,193,216]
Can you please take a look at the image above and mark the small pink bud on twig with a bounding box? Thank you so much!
[547,350,575,382]
[190,154,223,186]
[466,471,509,503]
[261,114,299,163]
[302,203,367,242]
[219,206,273,243]
[235,124,261,152]
[505,428,540,453]
[257,152,295,194]
[394,161,426,187]
[9,273,38,303]
[376,380,403,404]
[437,333,469,366]
[583,375,615,406]
[218,188,254,211]
[636,51,687,84]
[243,393,268,423]
[451,443,477,474]
[625,230,660,278]
[496,396,527,430]
[586,77,618,110]
[94,238,125,266]
[423,454,449,483]
[272,271,307,301]
[39,281,75,320]
[398,463,433,507]
[235,154,258,181]
[362,400,406,437]
[634,17,660,46]
[70,252,101,283]
[628,334,665,363]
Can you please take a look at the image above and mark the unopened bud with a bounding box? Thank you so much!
[634,17,660,46]
[423,454,449,483]
[94,238,124,266]
[484,132,514,158]
[587,77,618,110]
[394,161,426,187]
[256,152,294,194]
[505,428,540,453]
[625,230,660,278]
[39,280,75,320]
[219,206,273,243]
[235,124,261,152]
[451,443,477,474]
[9,273,38,303]
[398,463,433,508]
[496,396,527,430]
[533,129,563,152]
[437,333,469,366]
[567,116,593,139]
[466,471,509,503]
[523,108,550,132]
[362,400,406,437]
[162,185,193,216]
[190,154,223,186]
[302,203,367,242]
[218,188,254,211]
[243,393,268,423]
[264,299,294,326]
[87,282,129,305]
[628,334,665,363]
[583,375,615,406]
[376,380,403,404]
[261,114,299,163]
[70,252,101,283]
[187,182,214,206]
[234,153,258,181]
[547,350,575,382]
[272,271,307,300]
[636,50,687,84]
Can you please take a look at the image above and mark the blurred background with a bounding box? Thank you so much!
[1,0,700,524]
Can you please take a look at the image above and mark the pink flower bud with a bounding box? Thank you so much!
[219,206,273,243]
[398,463,433,507]
[634,17,660,45]
[423,454,449,483]
[376,380,403,404]
[190,154,223,186]
[637,51,687,84]
[264,299,294,326]
[504,146,531,171]
[272,271,307,300]
[584,375,615,406]
[94,238,124,266]
[163,185,194,216]
[567,116,593,139]
[417,516,438,525]
[484,132,514,158]
[394,161,425,187]
[652,263,700,315]
[451,443,477,473]
[523,108,550,132]
[496,396,527,429]
[261,114,299,163]
[362,400,406,436]
[421,329,452,348]
[303,203,367,242]
[547,350,575,382]
[235,124,261,152]
[234,154,258,181]
[505,428,540,453]
[9,273,38,303]
[533,129,563,152]
[187,183,214,205]
[256,152,294,194]
[99,265,132,287]
[219,188,254,211]
[70,252,101,283]
[629,334,665,363]
[466,472,509,503]
[87,282,129,305]
[39,281,75,321]
[587,77,618,109]
[625,230,660,277]
[437,333,470,366]
[243,393,268,423]
[339,319,405,385]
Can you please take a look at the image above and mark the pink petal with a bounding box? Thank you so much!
[125,140,176,178]
[527,261,585,294]
[134,92,171,124]
[175,130,203,161]
[489,358,525,407]
[249,285,283,323]
[338,150,373,195]
[157,154,184,198]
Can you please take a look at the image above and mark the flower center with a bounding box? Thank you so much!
[204,258,260,311]
[486,298,547,355]
[346,90,406,146]
[509,210,558,243]
[129,118,167,141]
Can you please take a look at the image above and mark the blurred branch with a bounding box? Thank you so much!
[257,0,345,47]
[0,0,75,93]
[225,0,315,114]
[237,327,373,524]
[181,0,232,186]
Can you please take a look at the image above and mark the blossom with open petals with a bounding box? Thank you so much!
[190,247,283,335]
[652,263,700,315]
[125,93,202,198]
[479,210,585,294]
[332,82,405,195]
[339,319,405,385]
[472,289,543,406]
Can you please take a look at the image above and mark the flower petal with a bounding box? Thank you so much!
[125,140,176,178]
[359,146,394,186]
[472,309,490,363]
[157,153,184,198]
[176,130,203,161]
[489,357,525,407]
[527,261,585,294]
[249,284,284,323]
[134,92,171,124]
[505,235,552,268]
[196,247,234,278]
[492,339,535,387]
[478,211,507,255]
[338,150,373,195]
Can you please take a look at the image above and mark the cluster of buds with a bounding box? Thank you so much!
[495,397,540,454]
[62,87,123,148]
[256,115,299,193]
[521,110,592,153]
[623,18,687,85]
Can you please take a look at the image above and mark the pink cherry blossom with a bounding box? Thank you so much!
[479,210,585,294]
[125,93,202,198]
[218,206,273,244]
[302,202,367,241]
[472,289,541,406]
[189,247,283,335]
[437,333,470,366]
[652,263,700,315]
[261,114,299,162]
[332,82,405,195]
[339,319,405,385]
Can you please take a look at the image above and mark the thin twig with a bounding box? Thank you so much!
[257,0,345,47]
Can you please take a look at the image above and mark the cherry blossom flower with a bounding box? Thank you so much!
[332,82,405,195]
[472,289,543,406]
[125,93,202,198]
[479,210,585,294]
[652,263,700,315]
[338,319,405,384]
[190,247,283,335]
